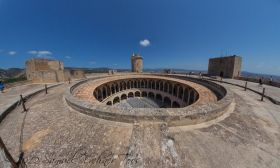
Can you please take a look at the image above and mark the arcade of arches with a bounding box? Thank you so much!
[93,78,199,108]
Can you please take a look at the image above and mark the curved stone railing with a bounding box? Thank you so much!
[64,74,234,126]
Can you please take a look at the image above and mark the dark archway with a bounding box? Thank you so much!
[148,92,155,99]
[113,97,120,104]
[106,101,112,106]
[190,90,195,104]
[172,101,180,108]
[121,94,127,100]
[128,92,134,98]
[142,91,147,97]
[178,86,183,99]
[163,97,171,108]
[156,94,163,101]
[135,91,141,97]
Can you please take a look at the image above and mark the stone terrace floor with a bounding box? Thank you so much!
[0,78,280,168]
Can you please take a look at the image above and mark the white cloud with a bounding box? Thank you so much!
[65,56,71,59]
[28,50,53,58]
[140,39,151,47]
[8,51,16,55]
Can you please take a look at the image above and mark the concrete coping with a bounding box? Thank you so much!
[64,74,235,126]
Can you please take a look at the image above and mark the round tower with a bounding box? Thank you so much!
[131,53,143,73]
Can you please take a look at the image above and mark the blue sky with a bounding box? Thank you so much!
[0,0,280,75]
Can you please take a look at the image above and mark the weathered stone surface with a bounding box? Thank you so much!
[0,73,280,168]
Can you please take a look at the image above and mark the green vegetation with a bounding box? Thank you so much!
[2,76,27,84]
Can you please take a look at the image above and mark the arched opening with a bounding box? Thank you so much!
[134,81,137,88]
[111,85,115,94]
[163,97,171,108]
[173,85,178,97]
[113,97,120,104]
[97,89,102,101]
[147,81,151,88]
[160,81,164,91]
[121,94,127,100]
[123,82,127,90]
[116,83,119,92]
[128,92,134,98]
[156,81,159,90]
[135,91,141,97]
[138,80,141,88]
[120,82,123,91]
[164,83,168,92]
[127,81,131,89]
[148,92,155,99]
[172,101,180,108]
[151,81,155,89]
[190,90,195,104]
[183,88,189,102]
[106,101,112,106]
[178,86,183,99]
[102,87,107,98]
[142,91,147,97]
[168,83,173,94]
[141,80,145,88]
[106,85,111,96]
[156,94,162,101]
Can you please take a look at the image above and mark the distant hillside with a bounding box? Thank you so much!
[1,67,279,82]
[241,71,280,82]
[0,68,25,78]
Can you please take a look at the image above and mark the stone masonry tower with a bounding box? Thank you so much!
[131,53,143,73]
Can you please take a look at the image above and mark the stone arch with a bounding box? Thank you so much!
[172,101,180,108]
[97,89,102,101]
[183,88,189,102]
[106,85,111,96]
[102,87,107,99]
[121,94,127,100]
[106,101,112,106]
[148,92,155,99]
[169,83,173,94]
[164,82,168,92]
[178,86,183,99]
[159,81,164,91]
[163,97,171,108]
[156,80,160,90]
[156,94,163,101]
[134,81,137,88]
[127,81,131,89]
[115,83,119,92]
[173,84,178,97]
[190,90,195,104]
[151,80,155,89]
[123,81,127,90]
[118,82,123,91]
[111,84,115,94]
[135,91,141,97]
[137,80,141,88]
[141,80,145,88]
[128,92,134,98]
[142,91,147,97]
[113,97,120,104]
[148,80,152,89]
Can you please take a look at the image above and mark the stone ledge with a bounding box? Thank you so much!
[0,83,62,123]
[64,74,234,126]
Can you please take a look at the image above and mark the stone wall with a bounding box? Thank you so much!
[208,55,242,78]
[26,59,85,83]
